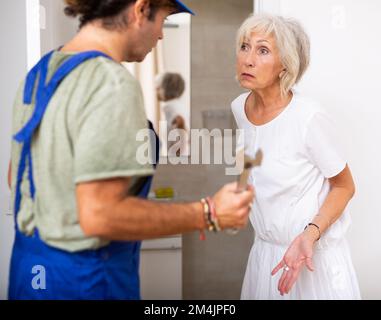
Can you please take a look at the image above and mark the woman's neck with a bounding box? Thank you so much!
[244,86,293,126]
[252,87,292,113]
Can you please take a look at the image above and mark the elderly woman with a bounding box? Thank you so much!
[231,14,361,300]
[156,72,189,156]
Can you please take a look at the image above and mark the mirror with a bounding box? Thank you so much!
[123,13,191,159]
[158,13,191,157]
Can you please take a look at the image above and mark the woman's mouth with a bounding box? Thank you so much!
[241,73,255,79]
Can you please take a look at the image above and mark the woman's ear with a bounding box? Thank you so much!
[279,69,287,79]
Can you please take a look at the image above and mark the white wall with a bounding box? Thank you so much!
[40,0,78,55]
[0,0,29,300]
[256,0,381,299]
[0,0,77,300]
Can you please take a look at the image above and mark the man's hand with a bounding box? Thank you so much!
[76,179,254,241]
[213,182,255,230]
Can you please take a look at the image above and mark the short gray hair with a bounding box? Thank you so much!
[156,72,185,100]
[236,13,310,97]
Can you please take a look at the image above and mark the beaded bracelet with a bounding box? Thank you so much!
[199,198,210,241]
[199,197,221,240]
[206,197,221,232]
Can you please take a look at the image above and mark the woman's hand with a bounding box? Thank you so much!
[271,228,319,296]
[171,115,186,130]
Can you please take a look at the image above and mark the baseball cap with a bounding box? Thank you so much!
[172,0,195,15]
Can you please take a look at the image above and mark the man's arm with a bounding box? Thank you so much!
[77,178,254,241]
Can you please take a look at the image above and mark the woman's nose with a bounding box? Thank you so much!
[244,54,255,68]
[245,55,255,68]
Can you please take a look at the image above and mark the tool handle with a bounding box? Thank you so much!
[237,169,250,193]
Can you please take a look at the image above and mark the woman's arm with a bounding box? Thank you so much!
[8,160,11,189]
[272,165,355,296]
[308,165,355,238]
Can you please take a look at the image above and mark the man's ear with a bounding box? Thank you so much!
[134,0,151,25]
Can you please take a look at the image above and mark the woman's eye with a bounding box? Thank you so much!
[241,43,249,51]
[259,48,269,55]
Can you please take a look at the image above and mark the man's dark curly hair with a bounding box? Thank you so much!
[64,0,177,29]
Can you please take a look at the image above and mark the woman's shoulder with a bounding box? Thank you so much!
[230,92,250,127]
[231,91,250,119]
[292,92,327,121]
[231,92,250,109]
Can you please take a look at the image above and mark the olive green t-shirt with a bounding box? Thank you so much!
[11,51,154,252]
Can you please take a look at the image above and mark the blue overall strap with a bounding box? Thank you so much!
[23,51,54,105]
[13,51,54,217]
[14,51,111,143]
[13,50,112,221]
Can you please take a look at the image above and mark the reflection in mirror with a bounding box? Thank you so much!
[159,13,191,157]
[123,13,191,158]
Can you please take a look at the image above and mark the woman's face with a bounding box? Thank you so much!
[236,32,284,92]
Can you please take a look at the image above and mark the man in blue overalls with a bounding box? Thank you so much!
[7,0,254,300]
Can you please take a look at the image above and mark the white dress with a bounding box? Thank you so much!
[231,91,361,300]
[162,99,189,156]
